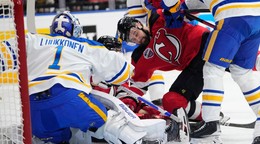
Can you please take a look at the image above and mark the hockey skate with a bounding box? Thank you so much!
[253,136,260,144]
[190,121,222,144]
[190,112,230,131]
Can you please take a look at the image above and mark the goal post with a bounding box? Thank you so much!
[0,0,32,144]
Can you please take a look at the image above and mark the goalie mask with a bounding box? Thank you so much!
[50,11,83,38]
[117,16,141,42]
[97,35,122,52]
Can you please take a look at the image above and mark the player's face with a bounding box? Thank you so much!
[128,27,148,45]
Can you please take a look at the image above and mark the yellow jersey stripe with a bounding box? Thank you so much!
[214,3,260,17]
[29,81,43,87]
[128,9,147,15]
[209,0,220,11]
[78,92,107,122]
[29,75,91,88]
[57,75,91,88]
[246,93,260,103]
[112,64,131,85]
[150,74,164,81]
[203,19,224,61]
[169,1,181,13]
[203,95,223,102]
[46,71,88,86]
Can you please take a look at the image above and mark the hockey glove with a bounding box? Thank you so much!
[161,0,184,28]
[116,83,145,112]
[163,10,184,28]
[143,0,156,12]
[161,0,180,14]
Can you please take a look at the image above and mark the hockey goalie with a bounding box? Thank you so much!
[68,90,191,144]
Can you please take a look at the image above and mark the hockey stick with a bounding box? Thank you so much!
[191,114,255,129]
[118,86,181,122]
[220,121,255,129]
[183,10,215,28]
[190,120,255,130]
[219,112,255,129]
[184,9,210,14]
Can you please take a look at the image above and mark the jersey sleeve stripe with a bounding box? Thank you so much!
[106,62,130,85]
[128,9,147,15]
[149,81,165,87]
[128,5,143,9]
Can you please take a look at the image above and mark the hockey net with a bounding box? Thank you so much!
[0,0,32,144]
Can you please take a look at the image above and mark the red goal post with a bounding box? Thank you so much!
[0,0,32,144]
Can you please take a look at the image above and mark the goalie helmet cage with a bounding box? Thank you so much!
[0,0,32,144]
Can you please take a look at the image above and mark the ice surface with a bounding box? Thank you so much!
[154,71,256,144]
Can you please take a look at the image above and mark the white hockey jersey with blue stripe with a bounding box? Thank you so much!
[23,33,131,95]
[190,0,260,21]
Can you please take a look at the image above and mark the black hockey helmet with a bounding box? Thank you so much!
[117,16,140,42]
[97,35,122,52]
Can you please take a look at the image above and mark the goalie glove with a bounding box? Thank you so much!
[116,83,145,112]
[137,104,164,120]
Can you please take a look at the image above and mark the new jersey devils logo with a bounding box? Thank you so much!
[154,28,181,64]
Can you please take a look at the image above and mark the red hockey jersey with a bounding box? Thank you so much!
[131,9,209,82]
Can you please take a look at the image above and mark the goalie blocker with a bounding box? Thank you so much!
[87,90,190,144]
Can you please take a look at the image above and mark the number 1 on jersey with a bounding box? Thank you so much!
[48,46,63,70]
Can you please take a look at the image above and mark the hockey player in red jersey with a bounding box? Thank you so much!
[95,35,164,119]
[117,0,210,122]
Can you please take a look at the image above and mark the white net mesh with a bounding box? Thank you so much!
[0,0,24,143]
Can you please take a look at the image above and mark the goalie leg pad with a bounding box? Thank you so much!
[93,110,168,144]
[90,90,168,143]
[103,110,147,144]
[137,119,166,142]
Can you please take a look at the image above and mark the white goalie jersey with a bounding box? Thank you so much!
[2,33,132,95]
